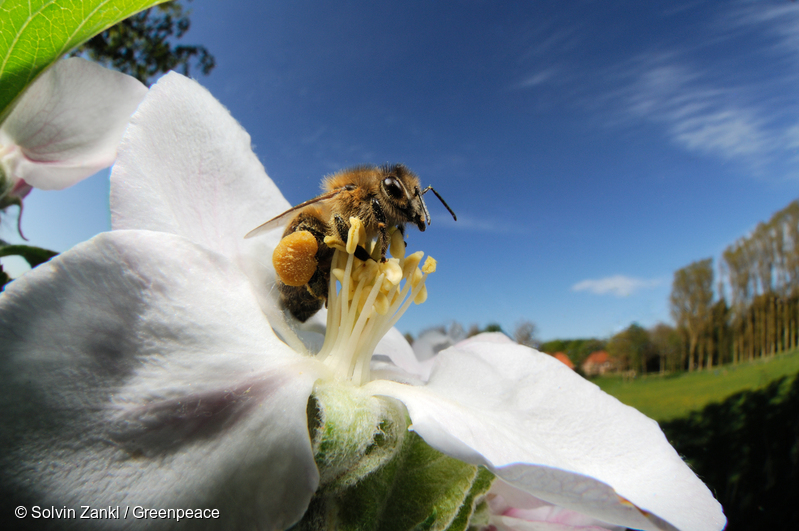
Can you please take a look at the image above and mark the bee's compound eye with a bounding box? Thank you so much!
[383,177,404,199]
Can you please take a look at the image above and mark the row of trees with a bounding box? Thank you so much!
[531,200,799,377]
[669,200,799,371]
[409,320,692,376]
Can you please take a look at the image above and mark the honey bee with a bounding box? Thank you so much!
[245,163,456,322]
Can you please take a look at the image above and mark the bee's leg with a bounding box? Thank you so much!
[333,214,372,262]
[279,211,332,322]
[370,198,389,262]
[397,224,407,248]
[287,212,337,287]
[286,211,328,241]
[277,281,323,322]
[333,214,350,241]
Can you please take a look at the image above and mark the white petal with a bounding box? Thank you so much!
[412,328,457,361]
[110,71,289,259]
[109,72,299,345]
[373,327,431,380]
[0,58,146,190]
[0,230,324,530]
[456,330,516,346]
[366,339,725,531]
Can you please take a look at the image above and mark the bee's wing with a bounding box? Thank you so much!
[244,189,343,239]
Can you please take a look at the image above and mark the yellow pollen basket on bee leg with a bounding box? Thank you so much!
[318,217,436,385]
[273,230,319,286]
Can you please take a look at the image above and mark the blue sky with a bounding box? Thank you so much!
[4,0,799,341]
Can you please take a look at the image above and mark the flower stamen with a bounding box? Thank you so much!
[317,219,435,385]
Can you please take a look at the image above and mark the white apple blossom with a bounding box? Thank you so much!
[0,72,725,531]
[0,57,146,218]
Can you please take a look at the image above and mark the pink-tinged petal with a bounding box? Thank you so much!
[491,515,622,531]
[488,480,624,531]
[0,230,324,530]
[0,58,147,190]
[9,177,32,199]
[366,339,725,531]
[109,72,298,346]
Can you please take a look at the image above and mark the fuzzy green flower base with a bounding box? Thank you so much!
[294,381,495,531]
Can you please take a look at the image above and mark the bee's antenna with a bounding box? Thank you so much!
[421,186,457,222]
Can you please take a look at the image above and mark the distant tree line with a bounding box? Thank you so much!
[529,200,799,377]
[666,200,799,372]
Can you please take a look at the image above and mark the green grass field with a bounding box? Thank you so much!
[593,348,799,421]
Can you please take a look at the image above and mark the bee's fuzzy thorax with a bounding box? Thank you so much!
[259,163,447,322]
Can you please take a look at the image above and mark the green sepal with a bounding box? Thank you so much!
[335,432,492,531]
[0,0,169,121]
[0,243,57,268]
[448,467,495,531]
[309,382,409,491]
[296,380,496,531]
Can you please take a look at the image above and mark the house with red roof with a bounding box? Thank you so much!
[553,352,575,369]
[581,351,617,376]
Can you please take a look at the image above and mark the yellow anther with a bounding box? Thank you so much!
[422,256,437,274]
[317,223,437,385]
[374,292,389,315]
[402,251,424,278]
[381,276,396,293]
[411,267,423,287]
[390,228,405,260]
[346,217,366,254]
[324,234,347,252]
[413,285,428,305]
[362,260,379,280]
[351,263,364,282]
[380,259,403,285]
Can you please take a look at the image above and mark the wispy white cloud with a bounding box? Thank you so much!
[725,1,799,62]
[786,122,799,151]
[618,57,773,164]
[596,2,799,173]
[437,214,525,234]
[513,68,557,90]
[571,275,663,297]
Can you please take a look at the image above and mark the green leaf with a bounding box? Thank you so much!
[0,0,168,120]
[0,243,57,267]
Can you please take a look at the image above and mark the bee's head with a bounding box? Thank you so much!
[379,164,427,231]
[380,164,455,232]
